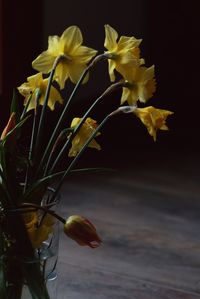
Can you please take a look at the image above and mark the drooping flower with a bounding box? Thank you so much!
[18,73,63,111]
[104,24,144,82]
[68,117,101,157]
[133,106,173,141]
[24,211,55,249]
[121,65,156,106]
[32,26,97,89]
[64,215,102,248]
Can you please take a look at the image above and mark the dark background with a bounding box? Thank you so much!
[1,0,200,168]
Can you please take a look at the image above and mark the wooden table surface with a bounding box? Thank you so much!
[56,150,200,299]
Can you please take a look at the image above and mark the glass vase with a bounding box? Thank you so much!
[20,187,60,299]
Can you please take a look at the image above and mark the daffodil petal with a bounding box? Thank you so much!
[104,24,118,50]
[108,59,116,82]
[68,63,88,84]
[32,51,55,74]
[55,63,69,89]
[48,35,61,55]
[61,26,83,53]
[72,46,97,63]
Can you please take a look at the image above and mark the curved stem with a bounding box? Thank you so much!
[36,53,106,178]
[34,56,62,159]
[52,112,115,200]
[23,90,41,193]
[47,80,125,175]
[10,203,66,224]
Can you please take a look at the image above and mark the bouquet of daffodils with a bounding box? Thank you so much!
[0,24,173,299]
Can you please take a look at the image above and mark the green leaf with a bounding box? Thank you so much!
[24,171,66,203]
[23,263,50,299]
[10,89,20,123]
[1,114,30,146]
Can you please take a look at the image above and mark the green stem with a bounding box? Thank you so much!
[11,203,66,224]
[52,113,113,200]
[23,90,41,193]
[36,53,106,178]
[46,80,125,175]
[20,94,33,120]
[34,56,62,159]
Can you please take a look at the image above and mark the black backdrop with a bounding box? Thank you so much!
[1,0,200,167]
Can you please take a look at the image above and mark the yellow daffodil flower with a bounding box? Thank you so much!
[121,65,156,105]
[133,106,173,141]
[64,215,102,248]
[18,73,63,111]
[24,211,55,249]
[32,26,97,89]
[68,117,101,157]
[104,24,144,82]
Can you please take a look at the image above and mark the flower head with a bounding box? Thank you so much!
[32,26,97,89]
[104,24,144,82]
[18,72,63,111]
[64,215,102,248]
[121,65,156,106]
[134,106,173,141]
[68,117,101,157]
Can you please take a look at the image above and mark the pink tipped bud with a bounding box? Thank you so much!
[64,215,102,249]
[1,112,16,140]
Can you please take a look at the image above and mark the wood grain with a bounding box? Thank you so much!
[56,151,200,298]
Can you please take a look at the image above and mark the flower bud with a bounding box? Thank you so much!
[1,112,16,140]
[64,215,102,248]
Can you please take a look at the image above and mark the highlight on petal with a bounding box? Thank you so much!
[32,51,55,74]
[134,106,174,141]
[68,117,101,157]
[72,45,97,64]
[61,26,83,53]
[104,24,118,50]
[121,86,138,106]
[108,59,117,82]
[54,63,69,89]
[64,215,102,248]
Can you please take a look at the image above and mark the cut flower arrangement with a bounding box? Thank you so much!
[0,24,173,299]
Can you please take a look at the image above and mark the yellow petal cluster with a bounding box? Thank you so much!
[104,24,144,82]
[23,211,55,249]
[32,26,97,89]
[121,65,156,105]
[134,106,174,141]
[18,72,63,111]
[68,117,101,157]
